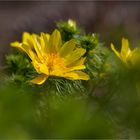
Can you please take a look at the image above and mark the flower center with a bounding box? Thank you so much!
[46,53,66,72]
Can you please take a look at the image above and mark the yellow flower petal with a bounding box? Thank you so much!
[65,48,86,65]
[32,34,42,55]
[111,43,121,59]
[22,32,34,48]
[45,33,50,41]
[11,41,27,54]
[64,71,90,80]
[39,63,49,75]
[66,57,86,71]
[22,43,37,61]
[22,32,31,41]
[130,48,140,66]
[41,32,50,53]
[49,29,62,53]
[67,65,86,72]
[59,39,76,57]
[11,41,37,61]
[74,71,90,80]
[32,60,49,75]
[121,38,131,59]
[67,57,86,67]
[11,41,22,49]
[31,60,41,74]
[30,74,48,85]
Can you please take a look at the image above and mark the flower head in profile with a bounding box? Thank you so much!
[111,38,133,66]
[11,29,90,85]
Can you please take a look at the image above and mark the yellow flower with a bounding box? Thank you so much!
[111,38,133,65]
[11,29,90,85]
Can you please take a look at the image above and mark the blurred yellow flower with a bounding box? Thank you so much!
[11,29,89,85]
[111,38,133,66]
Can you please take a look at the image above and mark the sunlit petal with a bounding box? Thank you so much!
[30,74,48,85]
[65,48,86,65]
[49,29,62,53]
[64,71,90,80]
[111,43,121,59]
[59,39,76,57]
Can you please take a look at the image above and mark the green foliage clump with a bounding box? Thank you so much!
[78,34,99,52]
[57,19,80,41]
[5,51,35,83]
